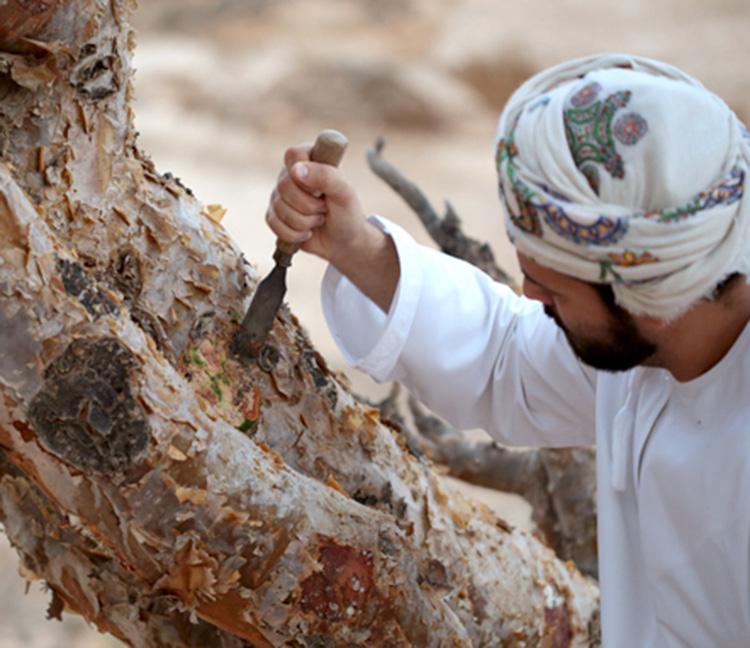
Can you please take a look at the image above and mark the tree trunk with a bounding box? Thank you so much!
[0,1,600,646]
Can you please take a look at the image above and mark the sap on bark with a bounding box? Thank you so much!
[298,537,376,625]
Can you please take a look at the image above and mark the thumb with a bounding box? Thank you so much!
[291,161,353,205]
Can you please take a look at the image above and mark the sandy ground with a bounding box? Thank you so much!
[3,0,750,643]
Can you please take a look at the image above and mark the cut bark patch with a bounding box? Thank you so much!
[28,336,149,474]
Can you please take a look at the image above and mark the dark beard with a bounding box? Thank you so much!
[544,303,657,372]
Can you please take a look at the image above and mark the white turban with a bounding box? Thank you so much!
[496,53,750,319]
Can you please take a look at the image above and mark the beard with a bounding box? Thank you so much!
[543,303,657,373]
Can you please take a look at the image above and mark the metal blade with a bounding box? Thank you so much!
[231,131,348,362]
[232,264,288,358]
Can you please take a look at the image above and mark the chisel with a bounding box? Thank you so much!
[233,129,348,360]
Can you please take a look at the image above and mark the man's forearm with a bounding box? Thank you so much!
[329,221,400,313]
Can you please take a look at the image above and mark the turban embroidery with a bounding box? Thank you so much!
[496,54,750,319]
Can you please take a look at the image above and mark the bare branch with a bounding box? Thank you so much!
[366,137,519,289]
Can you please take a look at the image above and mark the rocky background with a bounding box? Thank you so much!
[2,0,750,644]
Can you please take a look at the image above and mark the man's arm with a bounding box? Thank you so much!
[266,142,399,312]
[267,141,597,448]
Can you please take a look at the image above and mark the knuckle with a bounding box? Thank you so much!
[283,146,298,167]
[284,143,312,168]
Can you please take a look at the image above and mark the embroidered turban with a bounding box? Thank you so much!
[496,53,750,319]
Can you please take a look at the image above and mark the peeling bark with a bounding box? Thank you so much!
[0,1,599,646]
[407,394,598,579]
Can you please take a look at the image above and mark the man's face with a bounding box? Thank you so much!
[518,253,657,372]
[541,299,657,372]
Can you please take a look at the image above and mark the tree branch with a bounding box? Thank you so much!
[366,137,519,290]
[406,397,598,578]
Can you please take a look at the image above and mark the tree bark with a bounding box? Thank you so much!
[0,1,600,646]
[405,394,598,580]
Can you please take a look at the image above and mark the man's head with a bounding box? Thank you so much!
[496,54,750,322]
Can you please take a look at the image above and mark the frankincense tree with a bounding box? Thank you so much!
[0,1,599,646]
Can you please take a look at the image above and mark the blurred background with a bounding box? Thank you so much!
[2,0,750,644]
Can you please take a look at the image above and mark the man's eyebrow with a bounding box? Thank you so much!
[521,270,545,288]
[521,269,560,295]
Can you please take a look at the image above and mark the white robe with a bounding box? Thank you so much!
[321,216,750,648]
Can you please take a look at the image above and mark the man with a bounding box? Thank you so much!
[266,53,750,647]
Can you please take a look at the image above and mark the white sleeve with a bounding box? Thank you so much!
[321,216,597,448]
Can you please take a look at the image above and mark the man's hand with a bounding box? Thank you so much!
[266,142,400,312]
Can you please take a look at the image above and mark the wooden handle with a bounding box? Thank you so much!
[275,130,348,259]
[309,129,348,167]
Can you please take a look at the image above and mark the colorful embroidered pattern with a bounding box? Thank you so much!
[509,187,544,237]
[497,137,543,237]
[614,113,649,145]
[495,60,750,310]
[599,260,623,283]
[570,81,601,108]
[644,167,744,223]
[608,250,659,267]
[536,196,629,245]
[498,130,629,245]
[564,84,649,194]
[526,96,551,113]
